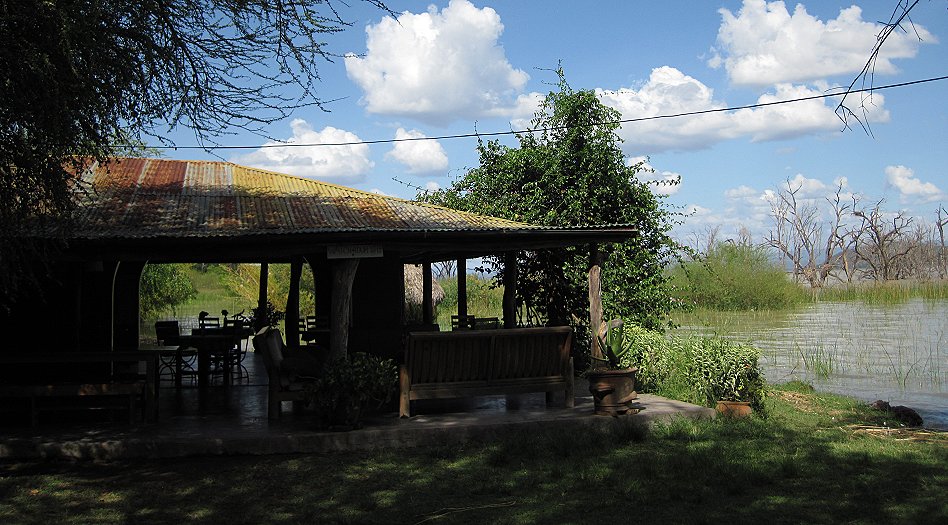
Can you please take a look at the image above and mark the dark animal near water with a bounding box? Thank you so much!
[869,400,923,427]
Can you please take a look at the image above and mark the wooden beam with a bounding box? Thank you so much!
[255,262,269,332]
[503,252,518,328]
[456,258,467,318]
[588,245,605,360]
[422,261,433,325]
[285,258,302,349]
[329,259,360,360]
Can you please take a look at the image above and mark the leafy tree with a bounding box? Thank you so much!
[220,263,316,317]
[1,0,389,308]
[421,70,680,353]
[139,264,197,319]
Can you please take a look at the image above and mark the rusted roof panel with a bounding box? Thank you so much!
[67,158,539,240]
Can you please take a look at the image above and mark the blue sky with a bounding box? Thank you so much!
[164,0,947,243]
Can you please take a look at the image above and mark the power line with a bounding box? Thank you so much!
[149,74,947,151]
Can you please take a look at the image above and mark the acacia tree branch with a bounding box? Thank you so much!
[835,0,924,135]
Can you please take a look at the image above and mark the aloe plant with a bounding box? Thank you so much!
[596,318,630,369]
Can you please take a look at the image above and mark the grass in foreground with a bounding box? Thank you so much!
[2,383,946,525]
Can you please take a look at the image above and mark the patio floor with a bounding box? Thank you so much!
[0,351,715,462]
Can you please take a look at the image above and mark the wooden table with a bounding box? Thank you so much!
[178,329,247,388]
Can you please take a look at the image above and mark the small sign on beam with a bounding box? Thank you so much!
[327,245,384,259]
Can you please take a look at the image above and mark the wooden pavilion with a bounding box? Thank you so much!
[3,158,635,364]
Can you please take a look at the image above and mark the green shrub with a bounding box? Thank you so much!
[307,352,398,429]
[618,323,672,392]
[618,322,767,412]
[668,243,806,310]
[686,336,766,411]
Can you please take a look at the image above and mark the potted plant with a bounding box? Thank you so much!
[251,301,285,331]
[587,319,639,416]
[306,352,397,430]
[688,338,766,417]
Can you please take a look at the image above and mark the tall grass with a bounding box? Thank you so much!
[668,243,807,311]
[140,265,255,342]
[434,274,505,330]
[794,341,840,380]
[814,280,948,305]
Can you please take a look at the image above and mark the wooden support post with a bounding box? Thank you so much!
[503,252,518,328]
[286,258,302,348]
[456,258,467,319]
[310,256,331,322]
[256,262,269,331]
[113,260,146,351]
[330,259,360,360]
[588,245,605,360]
[422,262,433,325]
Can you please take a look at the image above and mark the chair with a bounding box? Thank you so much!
[300,315,329,346]
[154,321,197,385]
[199,316,221,329]
[253,327,322,419]
[222,318,250,382]
[205,334,244,386]
[474,317,499,330]
[451,314,475,331]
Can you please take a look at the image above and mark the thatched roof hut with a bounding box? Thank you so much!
[404,264,445,307]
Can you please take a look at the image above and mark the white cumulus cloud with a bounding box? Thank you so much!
[598,67,734,153]
[710,0,935,87]
[344,0,529,125]
[385,128,450,175]
[231,120,373,183]
[786,173,828,197]
[598,67,883,154]
[885,165,944,204]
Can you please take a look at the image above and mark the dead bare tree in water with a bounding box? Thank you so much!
[688,225,721,259]
[432,260,458,280]
[936,206,948,279]
[852,199,917,281]
[766,179,854,288]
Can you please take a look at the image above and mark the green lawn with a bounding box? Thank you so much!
[1,383,946,524]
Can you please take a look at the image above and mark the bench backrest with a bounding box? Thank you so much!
[253,327,287,387]
[406,327,573,384]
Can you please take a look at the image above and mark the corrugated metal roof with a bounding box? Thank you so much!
[71,158,538,239]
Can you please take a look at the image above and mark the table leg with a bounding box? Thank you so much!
[175,346,184,388]
[198,346,209,389]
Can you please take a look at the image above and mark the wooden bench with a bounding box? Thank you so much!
[400,326,575,417]
[0,351,158,426]
[0,383,146,426]
[253,327,323,420]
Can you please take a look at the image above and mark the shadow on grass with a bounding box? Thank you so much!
[1,393,946,524]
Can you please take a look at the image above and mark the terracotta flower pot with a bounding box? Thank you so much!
[716,400,752,418]
[588,368,638,416]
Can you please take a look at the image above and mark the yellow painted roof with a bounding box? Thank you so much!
[73,158,537,239]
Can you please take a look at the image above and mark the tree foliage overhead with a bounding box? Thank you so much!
[0,0,389,306]
[421,69,680,340]
[139,263,197,319]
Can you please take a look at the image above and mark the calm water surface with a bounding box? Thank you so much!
[674,299,948,429]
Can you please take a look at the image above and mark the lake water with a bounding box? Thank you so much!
[673,299,948,429]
